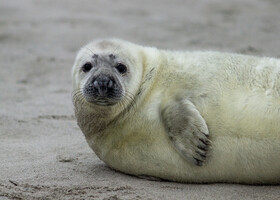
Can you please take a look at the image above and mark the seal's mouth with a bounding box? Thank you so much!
[83,96,121,106]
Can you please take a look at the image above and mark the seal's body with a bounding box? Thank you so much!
[72,39,280,184]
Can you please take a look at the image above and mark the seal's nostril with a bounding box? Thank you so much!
[108,80,113,88]
[93,80,99,88]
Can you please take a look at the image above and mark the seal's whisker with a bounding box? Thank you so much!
[112,44,121,56]
[83,46,95,56]
[72,89,86,108]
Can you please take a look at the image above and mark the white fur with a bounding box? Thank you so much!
[72,39,280,184]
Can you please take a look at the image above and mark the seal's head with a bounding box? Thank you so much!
[72,39,143,108]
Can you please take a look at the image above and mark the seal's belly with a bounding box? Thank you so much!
[101,121,280,184]
[203,87,280,139]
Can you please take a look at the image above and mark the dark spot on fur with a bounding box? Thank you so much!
[109,54,116,59]
[144,68,155,82]
[136,88,142,97]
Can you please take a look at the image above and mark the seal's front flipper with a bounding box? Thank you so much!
[160,98,211,166]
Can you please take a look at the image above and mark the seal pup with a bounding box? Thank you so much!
[72,39,280,184]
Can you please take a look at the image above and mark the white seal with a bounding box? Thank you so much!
[72,39,280,184]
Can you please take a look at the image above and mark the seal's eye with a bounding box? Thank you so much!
[82,62,92,73]
[115,63,127,74]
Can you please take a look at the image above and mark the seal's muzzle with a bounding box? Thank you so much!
[92,75,114,97]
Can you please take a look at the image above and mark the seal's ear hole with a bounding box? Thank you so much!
[82,62,93,73]
[115,63,127,74]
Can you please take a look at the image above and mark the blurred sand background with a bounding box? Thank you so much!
[0,0,280,199]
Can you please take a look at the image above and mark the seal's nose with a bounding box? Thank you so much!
[93,75,114,96]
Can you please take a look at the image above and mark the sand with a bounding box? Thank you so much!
[0,0,280,199]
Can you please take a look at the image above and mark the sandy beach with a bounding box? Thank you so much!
[0,0,280,199]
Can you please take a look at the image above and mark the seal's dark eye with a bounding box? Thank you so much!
[82,62,92,73]
[115,63,127,74]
